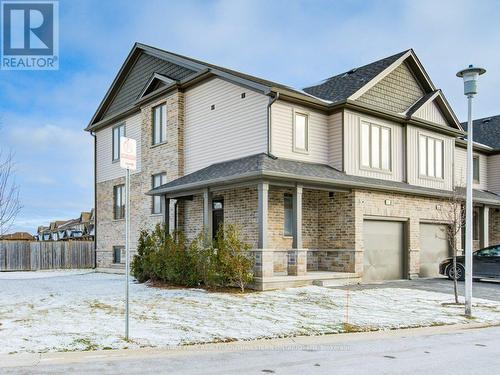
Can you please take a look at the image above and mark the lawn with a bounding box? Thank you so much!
[0,271,499,353]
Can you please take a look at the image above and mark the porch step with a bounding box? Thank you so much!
[253,271,361,290]
[312,274,361,287]
[96,266,126,275]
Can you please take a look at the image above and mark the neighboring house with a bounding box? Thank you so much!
[37,211,95,241]
[85,43,500,289]
[0,232,35,241]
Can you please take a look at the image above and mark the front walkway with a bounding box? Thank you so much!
[1,271,499,354]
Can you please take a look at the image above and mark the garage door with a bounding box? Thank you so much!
[363,220,405,282]
[420,223,449,278]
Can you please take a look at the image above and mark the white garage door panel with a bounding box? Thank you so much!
[420,223,449,278]
[363,220,405,282]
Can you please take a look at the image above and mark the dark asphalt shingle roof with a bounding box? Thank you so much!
[302,50,409,104]
[149,153,500,205]
[461,115,500,150]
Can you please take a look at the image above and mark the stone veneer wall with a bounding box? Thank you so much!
[96,91,184,268]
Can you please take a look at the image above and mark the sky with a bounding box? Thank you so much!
[1,0,499,234]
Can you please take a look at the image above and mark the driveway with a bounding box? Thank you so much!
[333,277,500,301]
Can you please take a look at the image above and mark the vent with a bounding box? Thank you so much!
[342,68,358,77]
[482,118,492,124]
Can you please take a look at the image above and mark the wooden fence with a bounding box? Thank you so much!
[0,241,95,271]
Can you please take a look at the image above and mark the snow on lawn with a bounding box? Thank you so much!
[0,271,499,354]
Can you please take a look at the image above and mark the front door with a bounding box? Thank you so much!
[212,198,224,239]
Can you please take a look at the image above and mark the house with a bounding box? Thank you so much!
[37,211,95,241]
[0,232,35,241]
[85,43,500,289]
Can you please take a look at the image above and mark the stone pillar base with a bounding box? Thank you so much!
[287,249,307,276]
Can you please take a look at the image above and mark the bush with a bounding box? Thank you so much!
[131,223,254,291]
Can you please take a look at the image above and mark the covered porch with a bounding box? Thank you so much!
[158,179,361,290]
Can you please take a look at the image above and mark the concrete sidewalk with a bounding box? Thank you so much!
[2,322,499,374]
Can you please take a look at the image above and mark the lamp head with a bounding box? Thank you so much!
[456,65,486,96]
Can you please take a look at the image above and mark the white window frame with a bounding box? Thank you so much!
[152,103,167,145]
[360,121,392,172]
[112,123,125,162]
[151,172,167,214]
[418,134,444,179]
[293,110,309,154]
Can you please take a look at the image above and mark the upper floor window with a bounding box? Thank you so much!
[113,184,125,220]
[152,103,167,145]
[419,134,443,179]
[151,172,167,214]
[293,112,308,153]
[112,123,125,161]
[284,193,293,236]
[360,121,391,171]
[473,156,480,183]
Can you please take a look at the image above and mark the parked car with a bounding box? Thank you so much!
[439,245,500,281]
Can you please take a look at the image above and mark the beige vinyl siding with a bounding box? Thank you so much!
[271,100,329,164]
[328,111,343,170]
[455,147,489,190]
[357,62,424,114]
[413,100,448,126]
[406,125,453,191]
[487,154,500,194]
[96,112,142,183]
[343,110,404,181]
[184,78,268,174]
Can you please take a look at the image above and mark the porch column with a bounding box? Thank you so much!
[257,182,269,249]
[292,185,303,249]
[203,189,212,242]
[480,206,490,248]
[164,196,171,234]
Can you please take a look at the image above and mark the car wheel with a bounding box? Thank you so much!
[447,264,465,281]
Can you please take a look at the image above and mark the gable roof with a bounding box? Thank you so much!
[404,90,462,130]
[87,44,461,135]
[461,115,500,150]
[302,50,410,103]
[147,153,500,206]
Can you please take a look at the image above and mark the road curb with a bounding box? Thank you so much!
[1,321,499,368]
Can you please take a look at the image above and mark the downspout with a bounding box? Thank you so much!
[91,131,97,269]
[267,92,279,156]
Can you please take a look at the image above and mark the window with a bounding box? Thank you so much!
[284,194,293,236]
[473,209,479,241]
[360,121,391,171]
[112,123,125,161]
[113,246,123,264]
[473,156,480,183]
[293,112,308,152]
[151,173,167,214]
[152,104,167,145]
[419,134,444,179]
[113,184,125,220]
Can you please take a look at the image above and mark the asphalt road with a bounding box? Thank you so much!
[2,325,500,375]
[334,277,500,301]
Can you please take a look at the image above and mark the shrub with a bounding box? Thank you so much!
[131,223,254,291]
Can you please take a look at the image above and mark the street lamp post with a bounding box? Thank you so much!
[456,65,486,317]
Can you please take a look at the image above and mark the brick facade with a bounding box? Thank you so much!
[490,208,500,245]
[96,91,183,268]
